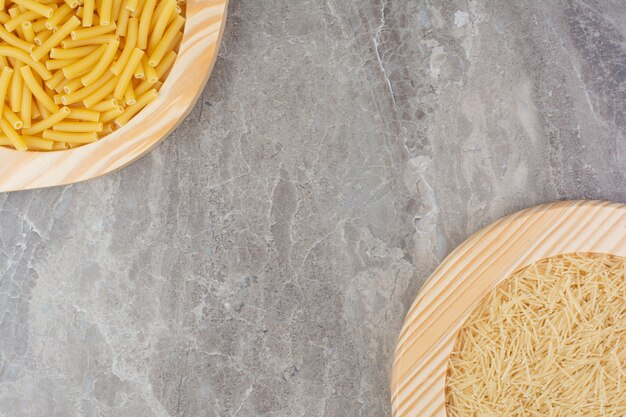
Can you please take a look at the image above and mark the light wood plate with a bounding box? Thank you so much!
[0,0,228,192]
[391,200,626,417]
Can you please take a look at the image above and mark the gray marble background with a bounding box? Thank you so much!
[1,0,625,416]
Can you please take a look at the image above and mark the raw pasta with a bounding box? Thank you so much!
[0,0,184,151]
[446,253,626,417]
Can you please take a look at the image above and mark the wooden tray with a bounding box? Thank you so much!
[0,0,228,192]
[391,200,626,417]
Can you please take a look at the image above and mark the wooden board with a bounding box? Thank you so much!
[391,200,626,417]
[0,0,228,192]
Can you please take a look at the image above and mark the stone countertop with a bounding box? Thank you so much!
[1,1,624,416]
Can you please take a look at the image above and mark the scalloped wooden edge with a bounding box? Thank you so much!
[391,200,626,417]
[0,0,228,192]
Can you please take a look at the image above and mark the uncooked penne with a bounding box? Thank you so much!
[0,0,185,151]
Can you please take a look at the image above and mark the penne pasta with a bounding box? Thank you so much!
[147,14,183,67]
[0,0,185,151]
[136,0,154,49]
[0,25,34,52]
[113,47,142,100]
[3,105,23,130]
[50,44,99,59]
[20,65,58,112]
[114,87,155,126]
[99,104,122,122]
[22,106,70,134]
[147,0,173,51]
[82,0,94,26]
[90,98,118,111]
[33,29,52,45]
[124,82,134,104]
[0,135,54,150]
[20,84,31,127]
[71,22,116,40]
[52,120,103,132]
[60,33,116,48]
[110,16,136,74]
[21,21,35,42]
[43,129,98,143]
[67,107,100,121]
[0,67,14,116]
[98,0,112,25]
[62,43,105,79]
[9,62,22,112]
[0,117,27,151]
[45,4,72,30]
[31,15,81,60]
[80,38,118,86]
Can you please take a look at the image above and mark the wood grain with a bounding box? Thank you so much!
[390,200,626,417]
[0,0,228,192]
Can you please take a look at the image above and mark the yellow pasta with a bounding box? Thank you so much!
[0,0,185,151]
[20,84,31,127]
[133,54,145,79]
[51,141,68,150]
[53,120,103,132]
[22,106,70,134]
[4,10,39,32]
[124,82,134,104]
[0,136,53,150]
[0,117,27,150]
[3,105,23,129]
[62,43,105,78]
[60,33,116,48]
[31,15,81,60]
[63,0,79,9]
[0,25,34,53]
[32,100,41,119]
[45,69,65,89]
[144,57,157,83]
[46,4,73,30]
[99,0,112,25]
[50,45,98,59]
[82,73,116,107]
[99,104,122,122]
[147,0,174,51]
[125,0,139,14]
[114,87,155,126]
[62,77,83,93]
[0,67,13,115]
[9,63,22,112]
[46,59,75,70]
[80,38,118,86]
[147,14,183,67]
[136,0,155,49]
[71,22,116,40]
[113,47,142,99]
[33,29,52,46]
[20,66,58,112]
[43,129,97,143]
[13,0,54,18]
[115,3,129,36]
[21,21,35,42]
[90,97,117,111]
[61,70,112,104]
[111,0,122,20]
[110,16,136,75]
[68,107,100,121]
[82,0,94,26]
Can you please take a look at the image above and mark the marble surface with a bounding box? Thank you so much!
[1,0,625,416]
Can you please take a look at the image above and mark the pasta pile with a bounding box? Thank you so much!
[447,253,626,417]
[0,0,184,151]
